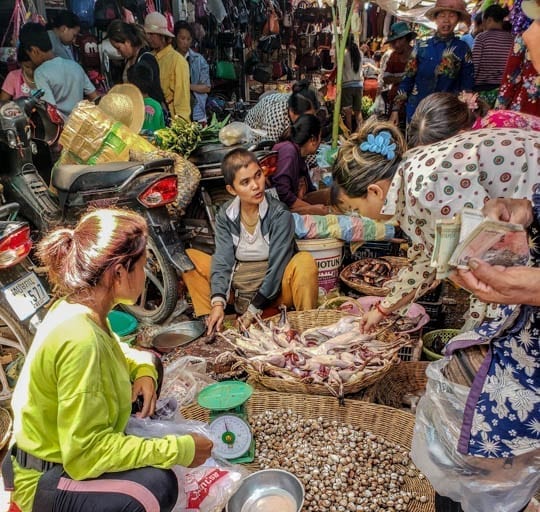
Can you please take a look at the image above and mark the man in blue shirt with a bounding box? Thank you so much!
[19,23,97,119]
[174,21,211,125]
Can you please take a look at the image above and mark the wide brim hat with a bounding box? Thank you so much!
[425,0,472,24]
[386,22,417,42]
[98,83,145,133]
[522,0,540,20]
[144,12,174,38]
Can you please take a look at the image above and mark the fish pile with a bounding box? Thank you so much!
[342,258,403,288]
[217,307,409,398]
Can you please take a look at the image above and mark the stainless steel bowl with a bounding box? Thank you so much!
[152,321,205,353]
[226,469,304,512]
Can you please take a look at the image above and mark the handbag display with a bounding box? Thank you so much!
[252,63,272,83]
[215,60,237,80]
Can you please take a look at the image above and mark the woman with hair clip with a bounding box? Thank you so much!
[107,19,167,110]
[341,35,364,131]
[407,91,540,148]
[6,208,212,512]
[245,79,321,143]
[270,114,329,215]
[472,4,513,107]
[47,10,80,60]
[331,118,540,332]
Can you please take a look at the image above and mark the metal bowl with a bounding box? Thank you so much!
[152,321,205,353]
[226,469,304,512]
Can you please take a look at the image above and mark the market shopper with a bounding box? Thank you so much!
[182,148,319,334]
[47,10,80,60]
[471,4,513,107]
[19,23,97,119]
[390,0,474,124]
[245,79,320,143]
[6,208,213,512]
[107,20,167,111]
[411,196,539,512]
[341,35,364,131]
[270,114,329,215]
[144,12,190,121]
[331,118,540,333]
[174,21,211,125]
[0,46,35,101]
[407,91,540,147]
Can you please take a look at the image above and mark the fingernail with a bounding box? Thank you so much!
[469,259,479,269]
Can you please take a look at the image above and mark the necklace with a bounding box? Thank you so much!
[241,213,259,228]
[22,69,35,88]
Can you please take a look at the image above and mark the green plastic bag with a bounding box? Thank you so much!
[215,60,237,81]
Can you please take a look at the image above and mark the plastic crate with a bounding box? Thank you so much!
[351,241,402,260]
[397,336,423,362]
[417,300,445,331]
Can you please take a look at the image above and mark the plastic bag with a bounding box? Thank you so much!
[160,356,216,407]
[126,413,212,440]
[218,122,265,147]
[412,358,540,512]
[173,457,249,512]
[370,94,386,117]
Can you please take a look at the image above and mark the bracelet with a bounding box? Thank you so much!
[375,302,390,317]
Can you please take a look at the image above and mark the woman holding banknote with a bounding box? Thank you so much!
[331,118,540,332]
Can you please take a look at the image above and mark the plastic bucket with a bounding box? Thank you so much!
[296,238,344,295]
[108,310,139,345]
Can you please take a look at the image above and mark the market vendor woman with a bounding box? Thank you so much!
[182,148,319,334]
[7,208,212,512]
[331,119,540,333]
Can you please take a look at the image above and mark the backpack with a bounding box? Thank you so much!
[75,32,101,70]
[93,0,122,30]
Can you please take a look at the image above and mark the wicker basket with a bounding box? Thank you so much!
[340,256,409,296]
[244,309,405,397]
[422,329,461,361]
[364,361,429,408]
[182,391,435,510]
[0,407,12,451]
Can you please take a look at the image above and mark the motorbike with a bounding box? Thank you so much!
[0,202,49,401]
[0,92,193,325]
[182,141,278,254]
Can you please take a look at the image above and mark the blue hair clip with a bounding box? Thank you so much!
[359,131,396,160]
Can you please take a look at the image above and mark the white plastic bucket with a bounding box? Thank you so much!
[296,238,344,295]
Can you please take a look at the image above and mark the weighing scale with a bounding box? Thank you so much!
[197,381,254,464]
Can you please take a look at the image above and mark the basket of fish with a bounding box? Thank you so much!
[218,308,412,399]
[340,256,409,296]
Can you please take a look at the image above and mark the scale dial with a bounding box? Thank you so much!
[209,414,253,460]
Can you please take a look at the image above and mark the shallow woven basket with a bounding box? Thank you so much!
[182,391,434,510]
[340,256,409,296]
[244,309,402,397]
[363,361,429,408]
[0,407,12,451]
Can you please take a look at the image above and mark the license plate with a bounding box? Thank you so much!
[3,272,49,321]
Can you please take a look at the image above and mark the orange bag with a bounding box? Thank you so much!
[263,9,280,35]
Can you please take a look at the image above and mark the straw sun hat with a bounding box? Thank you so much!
[144,12,175,38]
[98,83,145,133]
[522,0,540,19]
[425,0,472,24]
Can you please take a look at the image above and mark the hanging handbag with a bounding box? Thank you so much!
[299,50,321,71]
[252,63,272,83]
[215,60,237,80]
[272,60,284,80]
[253,1,267,27]
[263,8,280,35]
[217,30,235,47]
[257,34,281,54]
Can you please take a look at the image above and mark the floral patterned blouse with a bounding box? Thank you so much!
[472,109,540,131]
[394,34,474,122]
[496,36,540,117]
[379,128,540,316]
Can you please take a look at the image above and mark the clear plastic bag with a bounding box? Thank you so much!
[173,457,249,512]
[161,356,216,407]
[125,413,212,440]
[218,122,266,146]
[412,358,540,512]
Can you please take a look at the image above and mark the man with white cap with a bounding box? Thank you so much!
[144,12,190,121]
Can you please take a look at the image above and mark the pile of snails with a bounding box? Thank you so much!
[251,409,430,512]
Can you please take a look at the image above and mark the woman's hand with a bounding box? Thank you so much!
[450,259,540,305]
[131,376,157,418]
[482,198,533,227]
[389,111,399,126]
[188,433,214,467]
[206,304,225,335]
[359,308,385,333]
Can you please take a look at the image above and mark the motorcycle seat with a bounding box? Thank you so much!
[51,161,147,193]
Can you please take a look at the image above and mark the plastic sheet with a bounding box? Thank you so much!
[412,358,540,512]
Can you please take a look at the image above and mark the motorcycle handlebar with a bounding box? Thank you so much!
[23,89,45,115]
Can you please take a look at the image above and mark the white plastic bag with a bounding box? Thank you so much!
[173,457,249,512]
[125,413,212,440]
[161,356,216,407]
[218,122,266,147]
[412,358,540,512]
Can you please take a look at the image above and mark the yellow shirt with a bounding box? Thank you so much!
[154,45,191,121]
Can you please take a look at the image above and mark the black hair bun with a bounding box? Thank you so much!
[292,79,311,94]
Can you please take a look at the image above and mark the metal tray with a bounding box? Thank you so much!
[152,321,205,352]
